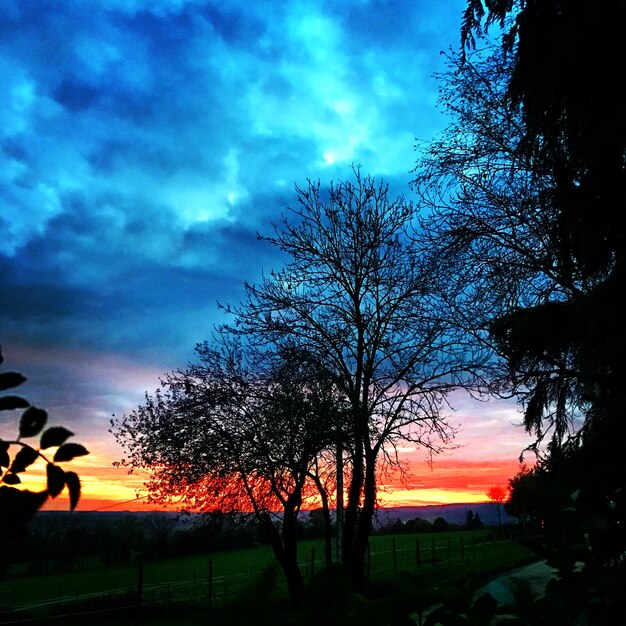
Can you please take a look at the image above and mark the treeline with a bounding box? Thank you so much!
[8,509,337,576]
[376,510,485,535]
[8,508,494,577]
[12,511,262,575]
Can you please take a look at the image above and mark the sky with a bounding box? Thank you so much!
[0,0,536,512]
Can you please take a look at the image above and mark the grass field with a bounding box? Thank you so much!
[0,530,537,623]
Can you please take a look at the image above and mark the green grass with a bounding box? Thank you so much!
[0,530,537,623]
[366,530,534,578]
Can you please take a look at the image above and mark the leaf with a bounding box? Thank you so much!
[2,473,21,485]
[0,372,27,392]
[46,463,66,498]
[0,441,9,468]
[9,446,39,473]
[0,396,30,411]
[40,427,74,450]
[19,407,48,438]
[0,486,48,530]
[65,471,81,510]
[53,443,89,463]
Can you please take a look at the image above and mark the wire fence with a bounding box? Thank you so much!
[0,533,531,624]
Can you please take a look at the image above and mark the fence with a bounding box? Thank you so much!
[0,533,529,624]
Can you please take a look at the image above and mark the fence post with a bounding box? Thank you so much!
[135,561,144,626]
[208,557,213,613]
[415,537,421,569]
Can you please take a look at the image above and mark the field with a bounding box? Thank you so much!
[0,530,537,624]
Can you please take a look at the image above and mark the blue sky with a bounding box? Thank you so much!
[0,0,534,507]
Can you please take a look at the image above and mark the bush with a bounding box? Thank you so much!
[405,517,433,533]
[432,517,450,532]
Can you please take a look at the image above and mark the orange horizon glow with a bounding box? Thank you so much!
[31,453,526,514]
[3,345,535,515]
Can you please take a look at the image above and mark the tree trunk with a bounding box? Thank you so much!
[343,430,364,577]
[312,473,334,567]
[259,508,304,607]
[343,410,376,589]
[281,504,304,605]
[351,451,377,589]
[335,438,344,564]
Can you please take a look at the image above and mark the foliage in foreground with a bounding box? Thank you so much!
[0,347,89,573]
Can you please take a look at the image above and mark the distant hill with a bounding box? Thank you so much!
[373,502,516,527]
[41,502,515,527]
[36,509,192,529]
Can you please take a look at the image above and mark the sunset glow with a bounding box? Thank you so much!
[4,345,534,514]
[31,448,525,513]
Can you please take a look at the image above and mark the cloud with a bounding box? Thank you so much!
[1,0,479,505]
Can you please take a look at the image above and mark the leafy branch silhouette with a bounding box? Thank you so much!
[0,347,89,535]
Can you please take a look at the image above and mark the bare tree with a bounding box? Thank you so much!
[223,168,488,586]
[412,46,589,453]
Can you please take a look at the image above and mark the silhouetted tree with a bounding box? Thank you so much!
[412,45,582,448]
[414,9,626,615]
[457,0,626,490]
[380,518,405,535]
[415,13,626,520]
[305,455,336,566]
[505,464,541,530]
[143,512,177,558]
[303,508,327,539]
[224,168,487,587]
[405,517,432,533]
[472,511,483,529]
[112,339,338,606]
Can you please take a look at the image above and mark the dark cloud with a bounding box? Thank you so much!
[0,0,466,445]
[53,79,103,112]
[198,4,268,47]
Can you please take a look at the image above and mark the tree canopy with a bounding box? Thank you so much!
[455,1,626,483]
[113,339,338,603]
[412,2,626,602]
[114,169,488,595]
[223,168,487,584]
